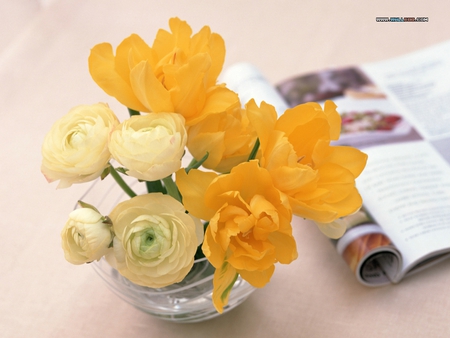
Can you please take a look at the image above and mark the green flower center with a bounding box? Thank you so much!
[128,215,172,259]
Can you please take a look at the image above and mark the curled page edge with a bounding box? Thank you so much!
[334,222,402,286]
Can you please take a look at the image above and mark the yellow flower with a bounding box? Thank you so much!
[246,99,367,238]
[88,17,239,126]
[187,105,257,173]
[176,161,297,312]
[109,113,187,181]
[41,103,119,188]
[108,193,203,288]
[61,207,113,265]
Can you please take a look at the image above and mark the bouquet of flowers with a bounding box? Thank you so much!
[41,17,367,313]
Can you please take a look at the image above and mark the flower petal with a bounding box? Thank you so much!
[88,43,147,112]
[211,261,238,313]
[129,61,174,112]
[175,168,218,220]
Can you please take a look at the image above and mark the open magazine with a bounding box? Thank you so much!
[220,39,450,286]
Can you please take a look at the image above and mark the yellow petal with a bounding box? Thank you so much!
[186,85,240,126]
[191,26,225,87]
[268,231,298,264]
[211,261,238,313]
[202,219,226,268]
[323,100,342,140]
[175,168,217,220]
[129,61,174,112]
[88,43,147,112]
[314,142,368,178]
[187,131,225,169]
[238,265,274,288]
[168,54,210,119]
[314,219,347,239]
[289,197,338,223]
[245,100,277,150]
[287,118,330,166]
[275,103,319,136]
[270,165,317,195]
[115,34,156,80]
[168,17,193,52]
[152,17,193,58]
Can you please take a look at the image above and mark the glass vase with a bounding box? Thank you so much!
[91,257,254,323]
[81,177,255,323]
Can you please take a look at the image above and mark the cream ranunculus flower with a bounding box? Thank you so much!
[108,193,203,288]
[61,206,113,265]
[109,113,187,181]
[41,103,119,188]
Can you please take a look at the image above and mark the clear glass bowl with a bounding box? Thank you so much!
[92,257,255,323]
[81,177,255,323]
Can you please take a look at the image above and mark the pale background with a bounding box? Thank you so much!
[1,0,450,337]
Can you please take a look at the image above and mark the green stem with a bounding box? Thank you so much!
[128,108,140,116]
[162,175,182,202]
[247,138,260,161]
[146,180,166,194]
[109,164,137,198]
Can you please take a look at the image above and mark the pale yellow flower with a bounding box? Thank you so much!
[109,113,187,181]
[61,207,113,265]
[108,193,203,288]
[41,103,119,188]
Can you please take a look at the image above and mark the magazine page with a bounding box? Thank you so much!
[357,140,450,280]
[220,62,290,115]
[276,64,423,149]
[360,40,450,163]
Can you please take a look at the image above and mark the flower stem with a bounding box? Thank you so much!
[162,175,182,202]
[109,164,137,198]
[146,180,166,194]
[247,138,260,161]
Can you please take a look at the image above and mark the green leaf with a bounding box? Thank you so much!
[185,152,209,173]
[100,166,110,180]
[115,167,129,175]
[128,108,140,116]
[247,138,260,161]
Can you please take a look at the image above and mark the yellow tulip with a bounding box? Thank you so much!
[176,161,298,312]
[88,17,238,126]
[246,99,367,237]
[187,105,256,173]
